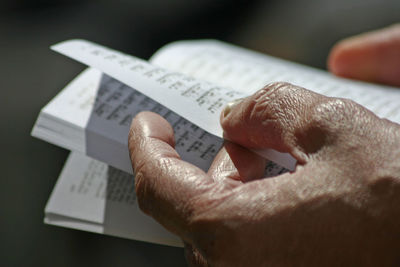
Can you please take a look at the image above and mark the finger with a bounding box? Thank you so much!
[207,141,267,183]
[128,111,215,238]
[220,82,330,163]
[328,24,400,87]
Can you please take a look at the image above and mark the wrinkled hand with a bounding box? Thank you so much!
[129,81,400,266]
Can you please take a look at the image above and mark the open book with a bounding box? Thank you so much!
[32,39,400,247]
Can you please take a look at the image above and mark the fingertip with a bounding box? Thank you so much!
[220,97,247,143]
[327,36,375,81]
[327,24,400,86]
[220,98,244,123]
[327,41,348,76]
[130,111,175,148]
[128,111,177,169]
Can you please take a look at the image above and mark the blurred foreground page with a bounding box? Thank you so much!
[44,152,183,247]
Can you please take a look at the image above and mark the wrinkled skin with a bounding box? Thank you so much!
[128,25,400,266]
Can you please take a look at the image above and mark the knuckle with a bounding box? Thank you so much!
[292,97,372,155]
[308,98,363,130]
[254,82,294,105]
[301,97,382,153]
[247,82,311,130]
[249,82,294,120]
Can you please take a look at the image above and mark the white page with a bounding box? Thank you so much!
[51,40,244,138]
[84,71,228,173]
[150,40,400,124]
[45,152,183,247]
[33,68,226,173]
[32,68,102,154]
[33,67,288,174]
[51,40,296,170]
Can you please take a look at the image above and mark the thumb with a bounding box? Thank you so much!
[220,82,360,164]
[328,24,400,87]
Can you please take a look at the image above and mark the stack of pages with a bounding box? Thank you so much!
[32,39,400,247]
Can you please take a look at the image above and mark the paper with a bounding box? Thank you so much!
[85,72,225,172]
[33,67,289,174]
[50,40,296,170]
[151,40,400,124]
[45,152,183,247]
[32,68,102,154]
[34,68,225,173]
[51,40,243,137]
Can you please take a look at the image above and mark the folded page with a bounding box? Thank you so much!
[51,40,296,170]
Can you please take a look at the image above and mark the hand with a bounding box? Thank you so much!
[128,82,400,266]
[328,24,400,87]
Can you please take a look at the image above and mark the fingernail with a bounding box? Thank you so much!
[223,98,243,117]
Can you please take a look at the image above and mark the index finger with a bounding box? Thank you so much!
[328,24,400,87]
[128,111,216,240]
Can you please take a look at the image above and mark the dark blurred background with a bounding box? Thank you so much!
[1,0,399,266]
